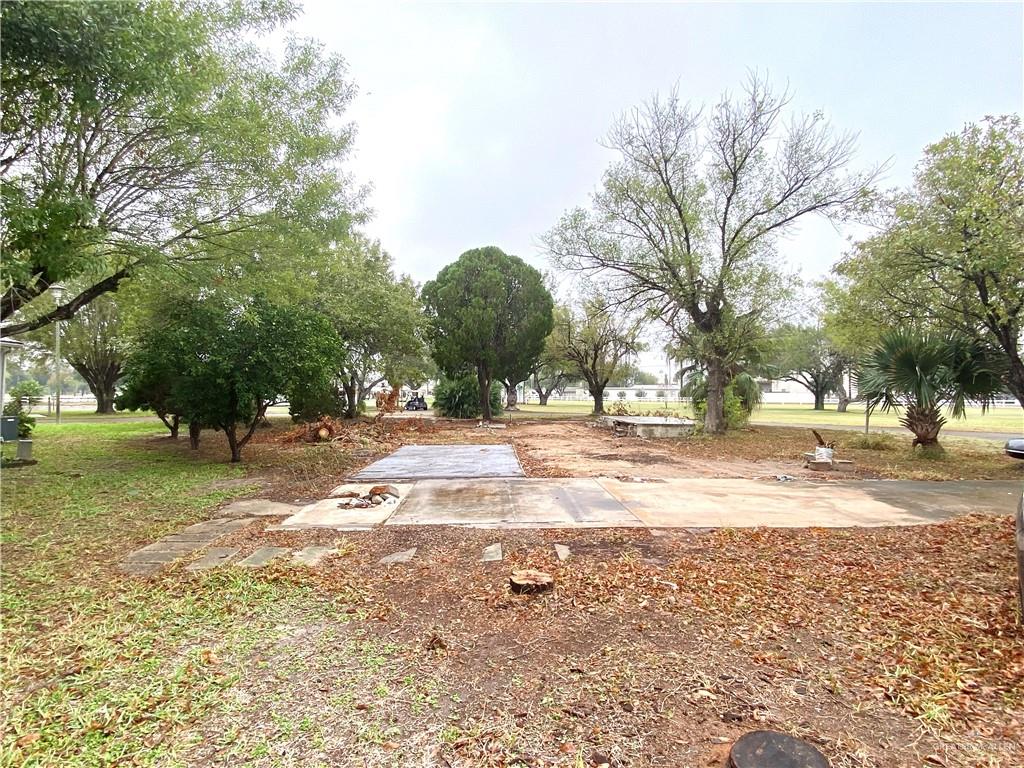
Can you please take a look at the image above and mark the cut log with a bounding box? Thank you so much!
[368,484,400,499]
[510,569,554,595]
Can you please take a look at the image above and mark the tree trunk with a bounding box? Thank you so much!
[703,358,727,434]
[813,388,826,410]
[538,392,550,406]
[69,360,121,414]
[478,366,492,421]
[505,380,519,410]
[342,378,358,419]
[226,425,241,463]
[188,421,201,450]
[836,375,851,413]
[900,404,946,449]
[588,380,605,414]
[157,411,180,438]
[1006,350,1024,410]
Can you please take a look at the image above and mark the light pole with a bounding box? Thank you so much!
[51,284,64,425]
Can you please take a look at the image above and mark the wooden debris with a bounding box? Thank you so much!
[510,569,554,595]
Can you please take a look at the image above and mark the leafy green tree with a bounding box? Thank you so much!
[682,371,762,429]
[123,293,339,461]
[551,295,644,414]
[546,75,875,433]
[1,0,357,334]
[530,314,574,405]
[833,116,1024,408]
[768,324,847,410]
[422,247,553,421]
[325,236,424,418]
[857,331,1004,450]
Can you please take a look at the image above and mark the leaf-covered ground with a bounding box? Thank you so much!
[2,421,1022,767]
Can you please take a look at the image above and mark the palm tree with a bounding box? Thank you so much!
[857,331,1004,449]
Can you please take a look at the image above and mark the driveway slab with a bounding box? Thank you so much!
[387,478,642,528]
[597,478,1021,528]
[352,444,524,480]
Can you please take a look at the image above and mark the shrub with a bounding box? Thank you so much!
[635,389,647,398]
[616,390,627,400]
[692,384,748,431]
[2,382,40,437]
[289,383,346,423]
[433,375,502,419]
[656,390,666,399]
[844,432,897,451]
[7,380,45,411]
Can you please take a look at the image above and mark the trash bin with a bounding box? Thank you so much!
[0,416,18,442]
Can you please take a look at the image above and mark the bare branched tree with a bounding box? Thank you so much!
[545,74,877,432]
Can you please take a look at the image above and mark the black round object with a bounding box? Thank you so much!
[729,731,829,768]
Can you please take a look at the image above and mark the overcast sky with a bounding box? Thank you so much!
[283,0,1022,373]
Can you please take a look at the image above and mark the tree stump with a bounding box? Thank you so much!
[510,569,554,595]
[729,730,829,768]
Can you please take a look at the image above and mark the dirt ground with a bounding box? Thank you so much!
[243,417,1022,503]
[171,518,1023,767]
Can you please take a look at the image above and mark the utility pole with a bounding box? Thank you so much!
[52,284,64,425]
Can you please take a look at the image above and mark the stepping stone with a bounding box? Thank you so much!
[481,543,503,562]
[220,499,300,517]
[291,546,333,566]
[554,544,571,561]
[137,540,203,554]
[378,547,417,565]
[119,561,163,577]
[124,548,187,564]
[237,547,290,568]
[185,547,240,572]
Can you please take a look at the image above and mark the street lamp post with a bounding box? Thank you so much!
[51,284,64,425]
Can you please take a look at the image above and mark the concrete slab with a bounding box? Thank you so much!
[352,444,524,480]
[291,546,333,566]
[268,485,413,531]
[379,547,417,565]
[600,415,696,438]
[237,547,290,568]
[119,561,163,576]
[481,543,503,562]
[185,547,240,571]
[124,548,188,564]
[220,499,301,517]
[597,478,1021,528]
[387,478,642,528]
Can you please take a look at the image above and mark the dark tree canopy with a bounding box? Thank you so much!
[422,246,554,420]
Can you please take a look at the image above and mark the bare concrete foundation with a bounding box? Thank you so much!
[600,415,696,438]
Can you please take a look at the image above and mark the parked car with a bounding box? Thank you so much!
[1005,438,1024,460]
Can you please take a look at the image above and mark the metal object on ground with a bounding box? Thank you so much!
[0,416,18,441]
[729,730,829,768]
[1005,438,1024,460]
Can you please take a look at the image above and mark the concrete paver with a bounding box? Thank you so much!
[379,547,417,565]
[387,478,642,528]
[352,444,525,480]
[481,543,503,562]
[185,547,240,571]
[237,547,290,567]
[291,546,333,566]
[220,499,301,517]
